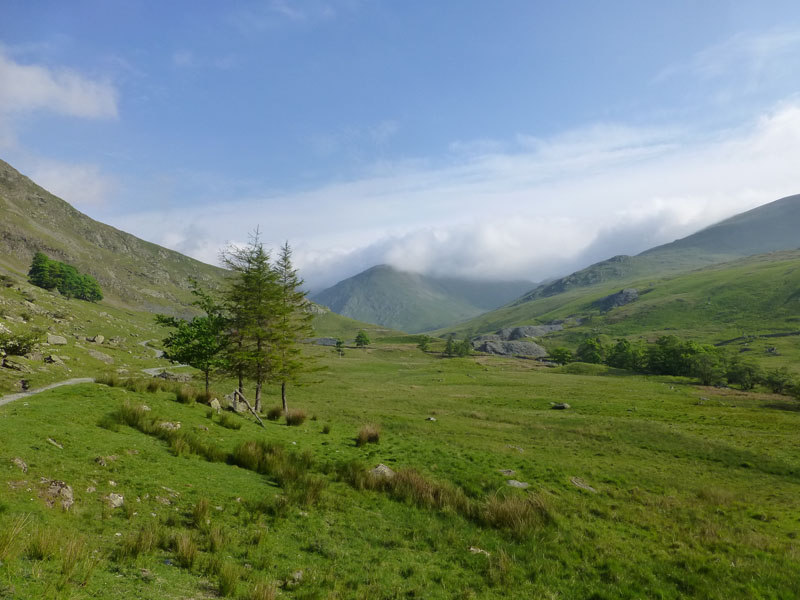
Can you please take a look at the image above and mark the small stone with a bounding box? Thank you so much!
[88,349,114,364]
[90,334,105,345]
[86,486,96,493]
[570,477,597,493]
[47,334,68,345]
[46,438,63,449]
[11,458,27,473]
[44,355,64,365]
[469,546,490,557]
[210,398,221,414]
[159,421,181,431]
[507,479,530,489]
[107,493,124,508]
[109,480,117,487]
[42,479,74,510]
[426,416,437,421]
[499,469,515,476]
[369,463,396,478]
[550,402,571,410]
[95,457,107,467]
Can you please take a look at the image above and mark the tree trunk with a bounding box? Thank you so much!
[255,380,262,413]
[281,381,288,412]
[204,370,210,394]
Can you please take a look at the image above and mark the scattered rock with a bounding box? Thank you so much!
[159,421,181,431]
[498,324,564,340]
[473,339,548,358]
[86,486,96,493]
[469,546,490,557]
[2,358,32,373]
[47,334,68,345]
[506,445,524,453]
[109,480,117,487]
[107,493,124,508]
[11,457,27,473]
[593,288,639,311]
[46,438,63,449]
[499,469,515,476]
[88,349,114,365]
[507,479,530,489]
[95,457,107,467]
[369,464,396,478]
[210,398,221,414]
[570,477,597,493]
[426,416,437,421]
[44,354,64,365]
[154,371,191,382]
[89,334,105,344]
[41,479,74,510]
[550,402,571,410]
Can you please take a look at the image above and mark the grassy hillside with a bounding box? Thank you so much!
[515,194,800,305]
[0,159,227,312]
[1,341,798,598]
[0,270,382,395]
[312,265,533,333]
[446,249,800,370]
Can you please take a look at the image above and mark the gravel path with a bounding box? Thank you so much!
[0,378,95,407]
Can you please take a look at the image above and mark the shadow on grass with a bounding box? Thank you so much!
[762,401,800,412]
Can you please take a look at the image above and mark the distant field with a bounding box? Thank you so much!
[1,342,798,599]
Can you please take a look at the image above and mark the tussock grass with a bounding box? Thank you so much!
[26,525,59,561]
[192,498,211,529]
[356,423,381,446]
[479,492,551,536]
[115,523,159,561]
[175,385,197,404]
[207,525,227,553]
[285,408,307,426]
[217,560,241,597]
[218,411,242,430]
[321,423,331,434]
[0,513,31,561]
[173,531,198,569]
[95,372,122,387]
[246,579,278,600]
[266,406,284,421]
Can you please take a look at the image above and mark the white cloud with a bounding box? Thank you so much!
[0,49,118,119]
[27,160,116,209]
[109,101,800,291]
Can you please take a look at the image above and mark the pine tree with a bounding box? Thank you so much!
[220,231,280,413]
[272,242,314,413]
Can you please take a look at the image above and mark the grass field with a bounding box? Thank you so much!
[2,342,799,599]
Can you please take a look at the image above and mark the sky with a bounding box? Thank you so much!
[2,1,800,291]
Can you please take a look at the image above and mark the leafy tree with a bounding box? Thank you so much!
[725,355,763,390]
[646,335,700,376]
[455,338,472,357]
[690,347,726,386]
[272,242,314,413]
[764,366,793,394]
[576,337,604,364]
[548,347,573,365]
[417,335,431,352]
[156,282,227,393]
[220,231,280,413]
[27,252,103,302]
[355,330,370,348]
[444,334,456,358]
[606,338,646,371]
[335,339,345,357]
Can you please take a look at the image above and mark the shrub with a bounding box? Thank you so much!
[322,423,331,434]
[356,423,381,446]
[285,408,307,426]
[0,330,43,356]
[266,406,284,421]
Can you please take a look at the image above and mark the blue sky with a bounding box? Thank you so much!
[2,1,800,289]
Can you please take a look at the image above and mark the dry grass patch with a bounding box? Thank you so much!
[285,408,307,426]
[356,423,381,446]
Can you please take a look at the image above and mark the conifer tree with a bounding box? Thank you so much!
[273,242,314,412]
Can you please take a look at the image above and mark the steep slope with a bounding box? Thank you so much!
[311,264,533,333]
[0,159,226,312]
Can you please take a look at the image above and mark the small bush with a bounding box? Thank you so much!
[285,408,307,426]
[218,412,242,430]
[356,423,381,446]
[266,406,284,421]
[322,423,331,434]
